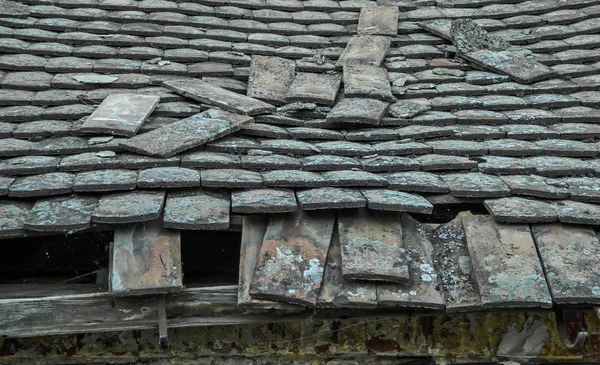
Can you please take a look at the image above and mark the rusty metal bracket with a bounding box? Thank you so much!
[158,295,169,349]
[555,306,587,350]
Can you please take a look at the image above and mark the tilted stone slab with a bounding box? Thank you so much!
[450,19,509,54]
[531,224,600,305]
[120,111,253,158]
[336,35,392,67]
[326,98,389,124]
[0,200,33,237]
[249,210,335,307]
[442,173,511,198]
[80,93,160,137]
[93,190,166,224]
[164,79,275,115]
[463,50,557,84]
[285,72,342,106]
[232,188,297,213]
[338,208,409,282]
[247,55,295,105]
[500,175,569,199]
[357,6,399,36]
[361,188,433,214]
[462,212,552,308]
[343,63,395,102]
[382,171,449,193]
[296,187,366,210]
[164,189,230,230]
[24,195,98,232]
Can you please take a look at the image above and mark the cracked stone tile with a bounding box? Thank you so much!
[484,197,557,224]
[73,169,138,192]
[287,127,344,140]
[427,140,487,156]
[201,168,263,188]
[503,109,561,124]
[479,156,535,175]
[24,195,98,232]
[0,176,14,196]
[567,177,600,203]
[344,128,398,141]
[8,172,75,197]
[443,173,511,198]
[206,136,261,153]
[526,156,592,177]
[296,187,366,209]
[500,124,559,140]
[262,170,325,187]
[485,139,543,157]
[388,100,431,118]
[343,63,395,102]
[450,19,509,54]
[416,154,477,171]
[397,125,453,139]
[478,95,529,111]
[382,171,449,193]
[463,50,556,84]
[137,167,200,188]
[241,154,301,170]
[232,188,297,213]
[374,141,432,155]
[501,174,569,199]
[550,123,600,139]
[360,156,420,172]
[1,156,61,176]
[361,188,433,213]
[247,55,295,105]
[534,139,599,158]
[336,35,392,67]
[453,125,505,139]
[260,139,319,155]
[93,190,165,224]
[326,97,388,124]
[314,141,375,157]
[322,170,388,187]
[0,200,33,237]
[300,155,360,171]
[163,189,230,230]
[285,72,341,106]
[555,200,600,225]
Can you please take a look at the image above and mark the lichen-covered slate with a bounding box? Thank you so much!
[120,112,252,158]
[24,195,98,232]
[296,187,366,210]
[430,214,482,312]
[137,167,200,188]
[326,97,389,124]
[555,200,600,225]
[318,227,377,308]
[343,63,396,102]
[111,218,182,295]
[361,188,433,214]
[500,175,569,199]
[164,189,230,230]
[338,208,409,282]
[462,212,552,308]
[73,169,138,192]
[79,93,160,137]
[336,35,392,67]
[531,224,600,305]
[0,200,32,237]
[383,171,449,193]
[247,55,295,105]
[449,19,509,54]
[442,173,511,198]
[231,188,297,213]
[249,210,335,307]
[285,72,342,106]
[164,79,275,115]
[377,214,445,310]
[0,177,14,196]
[92,190,166,224]
[463,50,556,84]
[357,6,399,36]
[201,169,263,188]
[8,172,74,197]
[484,197,558,224]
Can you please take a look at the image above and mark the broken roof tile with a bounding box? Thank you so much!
[285,72,341,106]
[463,50,557,84]
[416,154,477,171]
[201,168,263,188]
[164,189,230,230]
[361,188,433,213]
[232,188,297,213]
[322,170,388,187]
[336,34,392,67]
[24,195,98,232]
[501,174,569,199]
[484,197,558,224]
[357,5,399,36]
[73,169,138,192]
[0,200,32,237]
[343,63,395,102]
[296,187,366,209]
[247,55,295,105]
[326,97,389,124]
[92,190,165,224]
[300,154,361,171]
[443,172,511,198]
[556,200,600,225]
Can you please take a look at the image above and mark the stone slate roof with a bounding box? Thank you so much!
[1,0,600,314]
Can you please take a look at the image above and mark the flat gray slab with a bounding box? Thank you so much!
[0,200,33,237]
[296,187,366,210]
[164,79,275,115]
[462,212,552,308]
[555,200,600,225]
[336,35,392,67]
[24,195,98,232]
[388,101,431,118]
[326,98,389,124]
[120,111,252,158]
[416,154,477,171]
[73,169,138,192]
[231,188,297,213]
[201,169,263,188]
[111,219,182,295]
[92,190,166,224]
[501,175,569,199]
[463,50,556,84]
[247,55,295,105]
[80,93,160,137]
[262,170,325,188]
[0,156,61,176]
[430,214,482,312]
[8,172,74,197]
[343,63,395,102]
[532,224,600,305]
[137,167,200,188]
[484,197,558,224]
[338,208,409,282]
[383,171,449,193]
[164,189,230,230]
[377,214,445,310]
[442,173,511,198]
[357,6,399,36]
[361,188,433,214]
[285,72,341,106]
[568,177,600,203]
[322,170,388,187]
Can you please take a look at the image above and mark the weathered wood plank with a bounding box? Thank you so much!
[337,208,409,282]
[249,210,335,307]
[318,226,377,308]
[110,219,182,296]
[532,223,600,305]
[238,215,301,311]
[0,284,105,300]
[462,212,552,308]
[430,213,482,312]
[376,214,445,310]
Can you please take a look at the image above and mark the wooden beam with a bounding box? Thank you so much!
[110,219,182,296]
